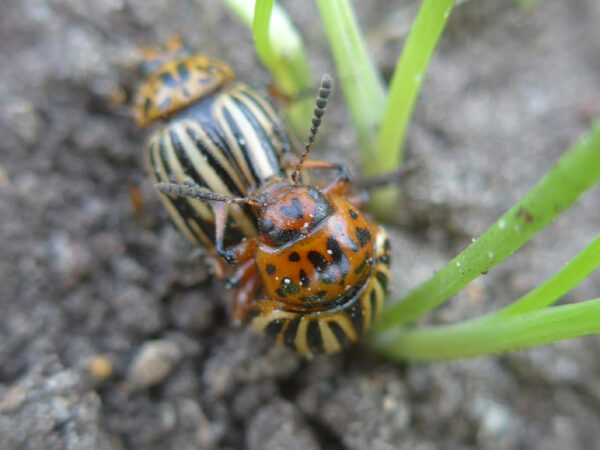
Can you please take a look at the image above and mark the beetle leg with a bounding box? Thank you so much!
[290,160,352,196]
[211,201,233,263]
[211,202,259,265]
[204,253,227,280]
[226,259,257,289]
[225,258,263,323]
[347,191,369,208]
[231,268,262,324]
[283,159,351,195]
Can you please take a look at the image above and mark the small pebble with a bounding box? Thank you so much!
[87,355,114,381]
[0,165,9,186]
[0,386,28,413]
[127,340,183,390]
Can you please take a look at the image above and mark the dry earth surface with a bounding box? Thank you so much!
[1,0,600,448]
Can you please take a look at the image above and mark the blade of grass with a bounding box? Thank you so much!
[372,230,600,361]
[367,0,454,220]
[221,0,313,135]
[253,0,298,94]
[497,233,600,316]
[315,0,395,220]
[373,0,454,177]
[374,119,600,331]
[314,0,386,156]
[371,298,600,361]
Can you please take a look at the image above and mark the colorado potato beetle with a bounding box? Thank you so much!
[147,61,391,356]
[133,38,292,255]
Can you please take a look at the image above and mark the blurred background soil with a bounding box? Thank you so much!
[1,0,600,448]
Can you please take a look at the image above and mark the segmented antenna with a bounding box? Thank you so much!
[156,182,263,208]
[291,75,333,184]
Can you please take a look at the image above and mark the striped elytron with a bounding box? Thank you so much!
[134,38,291,249]
[136,39,390,356]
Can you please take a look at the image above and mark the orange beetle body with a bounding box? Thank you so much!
[246,182,390,355]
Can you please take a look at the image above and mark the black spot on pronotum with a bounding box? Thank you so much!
[299,269,310,287]
[327,236,343,263]
[160,72,178,87]
[355,227,371,247]
[276,278,301,298]
[308,251,328,272]
[280,197,304,220]
[266,264,276,276]
[289,252,300,262]
[176,62,191,81]
[349,209,358,220]
[327,236,350,278]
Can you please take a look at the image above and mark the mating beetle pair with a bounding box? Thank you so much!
[133,39,390,356]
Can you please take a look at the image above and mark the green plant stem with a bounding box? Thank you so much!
[374,0,454,177]
[368,0,454,219]
[221,0,313,136]
[371,298,600,361]
[253,0,291,93]
[314,0,386,157]
[315,0,395,220]
[372,233,600,360]
[374,120,600,332]
[498,233,600,316]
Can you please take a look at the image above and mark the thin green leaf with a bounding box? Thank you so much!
[373,0,455,177]
[314,0,386,156]
[253,0,291,92]
[371,298,600,361]
[374,119,600,331]
[498,233,600,316]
